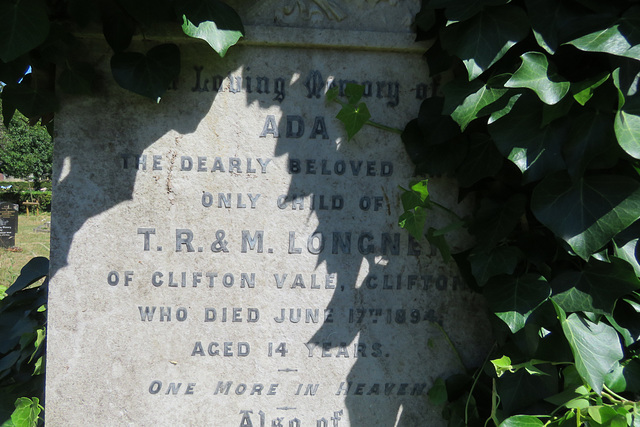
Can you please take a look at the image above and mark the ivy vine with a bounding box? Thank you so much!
[398,0,640,426]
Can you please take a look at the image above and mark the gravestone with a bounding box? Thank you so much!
[0,202,18,248]
[46,2,490,425]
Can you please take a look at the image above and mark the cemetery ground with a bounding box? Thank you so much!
[0,213,50,297]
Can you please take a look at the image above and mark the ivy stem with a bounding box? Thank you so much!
[330,98,402,134]
[465,343,497,426]
[602,385,631,403]
[433,322,466,371]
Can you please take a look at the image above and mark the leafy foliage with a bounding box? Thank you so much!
[0,0,245,125]
[0,105,52,185]
[401,0,640,425]
[0,258,48,426]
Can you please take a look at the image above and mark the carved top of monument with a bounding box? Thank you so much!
[231,0,419,32]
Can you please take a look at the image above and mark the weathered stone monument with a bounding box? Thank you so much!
[0,202,18,248]
[46,2,489,425]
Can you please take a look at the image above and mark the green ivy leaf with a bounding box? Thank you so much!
[484,274,551,333]
[179,0,244,57]
[469,246,521,285]
[110,44,180,101]
[398,207,427,240]
[563,110,618,179]
[443,78,508,130]
[344,83,364,105]
[567,13,640,61]
[455,133,503,186]
[335,102,371,141]
[571,73,610,106]
[551,258,640,315]
[9,397,41,427]
[1,79,58,120]
[614,96,640,160]
[505,52,570,105]
[499,415,544,427]
[427,378,447,405]
[441,5,529,80]
[557,308,624,394]
[470,194,527,251]
[489,96,567,183]
[5,258,48,297]
[613,221,640,277]
[531,173,640,260]
[0,0,50,62]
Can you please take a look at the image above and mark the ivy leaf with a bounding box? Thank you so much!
[614,96,640,160]
[398,207,427,240]
[469,246,521,285]
[613,221,640,277]
[344,83,364,105]
[571,73,610,106]
[489,95,567,183]
[567,12,640,61]
[335,102,371,141]
[0,0,50,62]
[427,378,447,405]
[9,397,41,427]
[179,0,244,57]
[484,274,551,333]
[5,257,48,296]
[563,110,618,179]
[531,173,640,260]
[455,133,503,187]
[556,309,624,394]
[470,194,527,251]
[551,258,640,315]
[110,44,180,101]
[1,78,58,120]
[499,415,544,427]
[505,52,570,105]
[441,5,529,80]
[443,78,508,131]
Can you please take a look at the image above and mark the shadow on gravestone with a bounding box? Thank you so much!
[242,59,487,424]
[50,43,219,280]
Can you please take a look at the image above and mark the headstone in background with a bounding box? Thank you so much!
[0,202,18,248]
[46,2,491,425]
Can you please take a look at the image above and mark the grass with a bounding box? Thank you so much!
[0,212,51,296]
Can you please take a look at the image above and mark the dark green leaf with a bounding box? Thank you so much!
[335,102,371,141]
[559,311,623,394]
[1,78,58,120]
[470,194,527,250]
[102,12,135,52]
[5,257,48,297]
[0,0,50,62]
[117,0,175,25]
[110,44,180,101]
[426,227,451,262]
[489,96,567,183]
[551,258,640,315]
[505,52,570,105]
[496,366,557,414]
[424,39,454,77]
[571,73,609,106]
[469,246,521,285]
[567,12,640,61]
[179,0,244,57]
[525,0,573,54]
[563,110,618,179]
[399,207,427,240]
[614,95,640,160]
[455,133,503,186]
[443,78,508,130]
[613,221,640,277]
[344,83,364,105]
[531,173,640,260]
[428,378,447,405]
[484,274,551,333]
[441,5,529,80]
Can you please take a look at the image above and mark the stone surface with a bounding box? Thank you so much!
[46,4,490,426]
[0,202,18,248]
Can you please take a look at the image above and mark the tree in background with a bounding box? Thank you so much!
[0,104,52,187]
